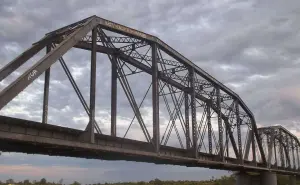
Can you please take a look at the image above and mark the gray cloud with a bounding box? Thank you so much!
[1,0,300,183]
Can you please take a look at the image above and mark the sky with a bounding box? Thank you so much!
[1,0,300,184]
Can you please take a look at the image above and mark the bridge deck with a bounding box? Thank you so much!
[0,115,297,175]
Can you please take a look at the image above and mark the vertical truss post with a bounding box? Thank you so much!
[292,140,296,170]
[189,68,198,158]
[184,92,190,149]
[42,45,51,124]
[296,145,300,170]
[267,129,275,168]
[279,130,285,167]
[251,126,256,164]
[207,103,212,155]
[89,27,97,144]
[244,130,252,161]
[216,87,224,161]
[286,135,291,168]
[226,126,229,157]
[111,55,117,137]
[274,140,278,167]
[235,100,243,164]
[152,43,159,153]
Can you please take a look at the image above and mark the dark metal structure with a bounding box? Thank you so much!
[258,126,300,171]
[0,15,299,175]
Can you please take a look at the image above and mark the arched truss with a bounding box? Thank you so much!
[258,126,300,171]
[2,15,297,173]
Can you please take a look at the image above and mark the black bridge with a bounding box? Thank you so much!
[0,15,299,176]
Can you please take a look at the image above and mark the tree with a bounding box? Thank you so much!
[150,178,163,185]
[58,178,64,185]
[214,175,235,185]
[40,178,47,184]
[70,181,81,185]
[23,179,31,184]
[6,179,14,184]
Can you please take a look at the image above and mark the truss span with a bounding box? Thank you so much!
[0,15,298,175]
[258,126,300,171]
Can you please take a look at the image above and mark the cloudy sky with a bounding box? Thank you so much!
[1,0,300,184]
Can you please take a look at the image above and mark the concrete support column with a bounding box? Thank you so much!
[236,172,251,185]
[260,172,277,185]
[289,175,296,185]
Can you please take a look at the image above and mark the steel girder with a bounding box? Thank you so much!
[258,126,300,171]
[0,15,270,169]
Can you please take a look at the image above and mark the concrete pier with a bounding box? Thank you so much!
[236,172,252,185]
[260,172,277,185]
[289,175,296,185]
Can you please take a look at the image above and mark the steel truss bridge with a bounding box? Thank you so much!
[0,15,299,178]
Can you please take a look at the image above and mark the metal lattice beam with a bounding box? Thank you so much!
[4,15,300,175]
